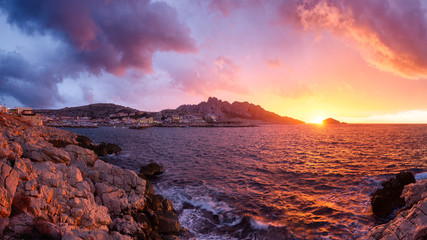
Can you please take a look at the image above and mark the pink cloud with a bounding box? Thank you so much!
[287,0,427,79]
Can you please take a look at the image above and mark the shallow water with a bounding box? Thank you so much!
[66,124,427,239]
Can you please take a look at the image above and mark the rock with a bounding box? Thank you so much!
[139,162,164,178]
[157,210,181,234]
[76,135,94,149]
[0,161,19,217]
[93,142,122,156]
[361,180,427,240]
[106,143,122,155]
[22,143,71,164]
[0,113,180,239]
[402,179,427,208]
[371,171,416,217]
[322,118,341,124]
[65,144,97,167]
[93,160,146,216]
[8,212,34,235]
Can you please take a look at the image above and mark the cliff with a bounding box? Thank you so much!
[0,113,186,239]
[36,103,140,119]
[361,178,427,239]
[177,97,305,124]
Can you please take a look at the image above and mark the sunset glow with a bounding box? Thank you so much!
[0,0,426,123]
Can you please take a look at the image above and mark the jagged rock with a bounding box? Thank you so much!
[371,171,416,217]
[65,144,97,167]
[402,179,427,208]
[8,212,34,235]
[0,161,19,217]
[362,179,427,240]
[93,142,122,156]
[1,113,181,239]
[93,160,146,216]
[157,210,181,234]
[76,135,95,149]
[22,143,71,164]
[139,162,164,178]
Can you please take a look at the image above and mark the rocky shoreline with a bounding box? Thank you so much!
[361,175,427,240]
[0,113,192,240]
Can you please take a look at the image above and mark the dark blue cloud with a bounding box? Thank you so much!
[0,0,196,107]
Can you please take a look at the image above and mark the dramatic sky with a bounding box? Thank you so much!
[1,0,426,123]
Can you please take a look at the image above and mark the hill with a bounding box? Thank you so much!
[177,97,304,124]
[36,103,140,119]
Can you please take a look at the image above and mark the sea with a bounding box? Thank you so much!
[65,124,427,240]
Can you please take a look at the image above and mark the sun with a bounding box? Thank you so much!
[309,116,325,124]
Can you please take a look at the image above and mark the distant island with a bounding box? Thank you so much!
[35,97,305,128]
[322,118,346,125]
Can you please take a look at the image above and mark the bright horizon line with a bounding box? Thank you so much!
[19,100,427,125]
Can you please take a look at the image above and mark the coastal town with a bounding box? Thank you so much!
[0,104,221,128]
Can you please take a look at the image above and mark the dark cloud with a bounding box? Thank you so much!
[0,0,196,107]
[0,0,196,75]
[0,51,63,107]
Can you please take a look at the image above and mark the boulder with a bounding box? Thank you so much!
[65,144,97,167]
[371,171,416,217]
[93,142,122,156]
[76,135,94,149]
[361,179,427,240]
[139,162,164,179]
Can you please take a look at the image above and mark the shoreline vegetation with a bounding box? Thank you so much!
[0,113,193,239]
[1,112,426,239]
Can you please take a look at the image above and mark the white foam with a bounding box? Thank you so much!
[415,172,427,180]
[249,217,286,230]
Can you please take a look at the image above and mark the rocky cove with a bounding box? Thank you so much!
[1,113,427,240]
[0,113,192,239]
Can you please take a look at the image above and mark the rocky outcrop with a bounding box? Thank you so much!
[139,162,164,179]
[0,113,187,239]
[322,118,341,124]
[362,179,427,240]
[371,171,416,217]
[177,97,305,124]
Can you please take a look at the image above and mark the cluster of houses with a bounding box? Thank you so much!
[1,104,218,128]
[0,105,43,126]
[43,110,218,128]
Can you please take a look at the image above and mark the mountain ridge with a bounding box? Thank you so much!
[36,98,305,124]
[177,97,305,124]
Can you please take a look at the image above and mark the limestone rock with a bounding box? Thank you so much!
[362,179,427,240]
[65,144,97,167]
[0,161,19,217]
[93,160,146,215]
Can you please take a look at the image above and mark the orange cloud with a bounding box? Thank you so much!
[295,0,427,79]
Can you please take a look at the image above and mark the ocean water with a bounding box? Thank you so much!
[66,124,427,239]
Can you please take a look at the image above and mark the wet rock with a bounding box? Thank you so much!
[362,179,427,240]
[93,142,122,156]
[371,171,416,217]
[139,162,164,179]
[76,135,94,149]
[157,210,180,234]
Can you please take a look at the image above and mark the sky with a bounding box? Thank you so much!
[0,0,426,123]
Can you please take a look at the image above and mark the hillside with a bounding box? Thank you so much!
[177,97,305,124]
[36,103,140,119]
